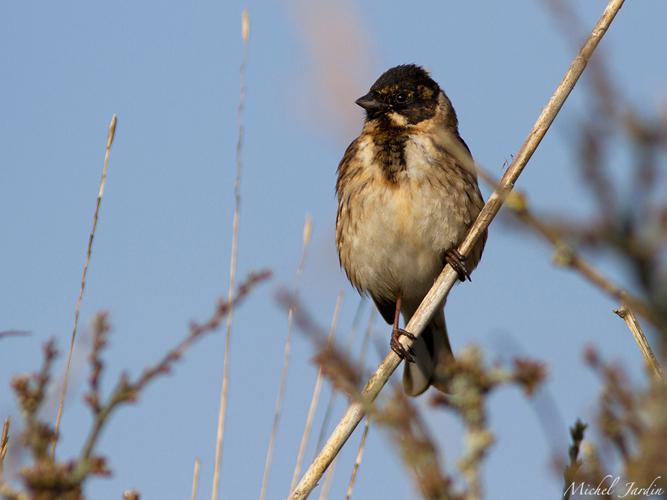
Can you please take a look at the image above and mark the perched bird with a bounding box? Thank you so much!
[335,64,486,396]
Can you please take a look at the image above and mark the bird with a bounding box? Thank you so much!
[335,64,487,396]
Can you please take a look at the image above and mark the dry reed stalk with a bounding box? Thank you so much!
[210,10,250,500]
[314,300,365,456]
[191,458,201,500]
[289,1,626,497]
[290,292,343,492]
[259,215,313,500]
[344,418,369,500]
[318,456,337,500]
[0,417,9,474]
[614,306,664,381]
[342,311,375,499]
[52,115,117,458]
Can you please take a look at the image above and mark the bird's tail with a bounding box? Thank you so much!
[402,309,453,396]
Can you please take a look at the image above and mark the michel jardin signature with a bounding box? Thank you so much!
[565,475,664,497]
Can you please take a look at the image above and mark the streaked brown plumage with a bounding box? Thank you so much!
[335,64,486,396]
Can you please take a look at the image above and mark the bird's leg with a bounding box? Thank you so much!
[445,248,471,282]
[390,294,416,362]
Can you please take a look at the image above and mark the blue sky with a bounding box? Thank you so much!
[1,1,666,499]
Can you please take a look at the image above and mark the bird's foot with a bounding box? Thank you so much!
[391,327,416,362]
[445,249,471,282]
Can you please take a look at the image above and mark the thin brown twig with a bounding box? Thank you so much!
[505,195,663,375]
[53,114,117,458]
[260,215,313,500]
[435,81,662,377]
[74,270,270,479]
[289,1,626,497]
[435,103,658,334]
[506,195,658,325]
[0,331,30,341]
[191,458,201,500]
[290,291,343,492]
[211,10,250,500]
[3,272,266,499]
[614,306,664,381]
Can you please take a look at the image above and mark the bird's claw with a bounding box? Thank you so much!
[391,327,416,362]
[445,249,471,282]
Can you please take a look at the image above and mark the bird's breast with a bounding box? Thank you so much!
[336,133,471,303]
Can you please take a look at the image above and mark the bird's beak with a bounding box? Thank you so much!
[355,92,385,112]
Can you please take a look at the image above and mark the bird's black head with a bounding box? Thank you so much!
[355,64,441,125]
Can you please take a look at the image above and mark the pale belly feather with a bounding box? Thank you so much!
[344,135,467,307]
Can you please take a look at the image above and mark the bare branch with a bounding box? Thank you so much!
[289,1,626,497]
[614,307,664,381]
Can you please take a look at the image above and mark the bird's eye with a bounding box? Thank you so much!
[394,93,409,104]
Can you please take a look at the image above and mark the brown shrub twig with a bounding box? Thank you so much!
[289,1,626,497]
[440,122,663,382]
[427,348,545,499]
[78,270,271,468]
[506,194,660,326]
[0,331,30,341]
[211,10,250,500]
[282,297,545,500]
[3,271,269,499]
[579,347,667,495]
[53,114,118,458]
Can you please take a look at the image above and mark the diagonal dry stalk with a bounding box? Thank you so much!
[289,1,626,497]
[211,10,250,500]
[290,291,343,492]
[53,114,117,458]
